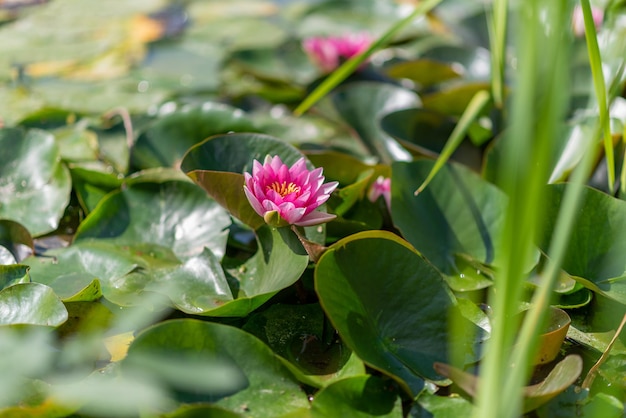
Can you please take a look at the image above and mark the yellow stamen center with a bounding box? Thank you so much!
[268,181,301,197]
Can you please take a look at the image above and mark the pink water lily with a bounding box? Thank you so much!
[368,176,391,210]
[302,33,372,73]
[243,155,338,227]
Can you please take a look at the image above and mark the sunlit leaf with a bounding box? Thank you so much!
[316,230,479,396]
[0,283,68,327]
[25,241,233,313]
[0,128,72,236]
[74,178,230,260]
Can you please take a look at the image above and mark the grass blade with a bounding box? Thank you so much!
[580,0,614,191]
[414,89,491,195]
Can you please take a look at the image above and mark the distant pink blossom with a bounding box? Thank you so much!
[243,155,338,227]
[302,33,373,73]
[368,176,391,210]
[572,5,604,37]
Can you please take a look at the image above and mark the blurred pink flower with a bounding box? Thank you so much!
[572,5,604,37]
[302,33,372,73]
[244,155,338,227]
[368,176,391,210]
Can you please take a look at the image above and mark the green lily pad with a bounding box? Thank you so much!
[391,159,508,275]
[539,184,626,304]
[315,230,475,396]
[74,179,230,260]
[0,264,31,289]
[0,128,72,236]
[122,319,310,416]
[0,220,34,263]
[243,303,365,388]
[25,241,233,313]
[411,391,475,417]
[69,163,124,214]
[53,126,100,162]
[181,132,311,175]
[444,254,494,292]
[554,288,593,309]
[421,82,492,116]
[50,364,173,417]
[229,39,316,85]
[28,225,308,317]
[216,225,309,317]
[535,386,625,418]
[0,282,68,327]
[131,102,258,170]
[419,45,492,82]
[329,81,420,164]
[310,375,403,418]
[163,404,245,418]
[385,59,462,88]
[187,170,264,230]
[306,151,388,186]
[434,354,583,413]
[380,108,483,170]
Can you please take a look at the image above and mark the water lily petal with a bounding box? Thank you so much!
[296,211,337,226]
[243,155,337,227]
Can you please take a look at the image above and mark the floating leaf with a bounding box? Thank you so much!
[53,126,100,162]
[411,391,475,417]
[421,82,492,117]
[0,128,72,236]
[69,164,124,214]
[131,102,258,170]
[25,241,233,313]
[381,108,484,170]
[0,264,31,290]
[329,81,419,164]
[539,184,626,304]
[216,226,309,317]
[122,319,310,416]
[0,220,34,263]
[310,375,403,418]
[316,230,477,396]
[74,178,230,260]
[0,283,68,327]
[181,132,311,175]
[187,171,264,230]
[243,303,365,388]
[434,354,583,413]
[163,404,245,418]
[385,59,462,88]
[391,160,509,275]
